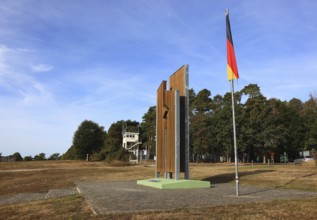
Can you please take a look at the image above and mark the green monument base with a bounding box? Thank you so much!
[137,178,210,189]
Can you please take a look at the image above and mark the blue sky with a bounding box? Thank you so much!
[1,0,316,157]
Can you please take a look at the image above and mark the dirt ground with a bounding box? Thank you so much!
[0,160,316,219]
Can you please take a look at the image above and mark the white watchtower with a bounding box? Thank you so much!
[122,122,141,164]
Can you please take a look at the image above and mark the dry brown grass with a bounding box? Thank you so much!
[1,196,315,220]
[191,163,317,191]
[0,161,316,219]
[0,194,94,220]
[119,197,317,220]
[0,160,153,196]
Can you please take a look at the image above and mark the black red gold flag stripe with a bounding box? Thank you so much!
[226,9,239,81]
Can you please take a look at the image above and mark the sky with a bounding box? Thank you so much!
[0,0,317,157]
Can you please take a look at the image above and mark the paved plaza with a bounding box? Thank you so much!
[1,180,317,215]
[76,180,317,215]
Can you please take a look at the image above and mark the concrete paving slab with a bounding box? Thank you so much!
[76,180,317,215]
[0,188,78,205]
[137,178,210,189]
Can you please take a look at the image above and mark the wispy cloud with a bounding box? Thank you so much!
[31,64,53,72]
[0,44,54,105]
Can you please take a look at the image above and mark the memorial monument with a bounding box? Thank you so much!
[156,64,190,180]
[138,65,210,189]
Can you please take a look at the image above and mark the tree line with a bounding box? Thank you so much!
[62,83,317,163]
[189,84,317,162]
[0,152,60,162]
[3,83,316,163]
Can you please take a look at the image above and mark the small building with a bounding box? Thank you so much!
[0,155,15,162]
[299,150,311,157]
[122,122,141,164]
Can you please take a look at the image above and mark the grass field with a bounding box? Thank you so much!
[0,160,316,219]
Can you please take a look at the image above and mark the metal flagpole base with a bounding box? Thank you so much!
[235,177,239,196]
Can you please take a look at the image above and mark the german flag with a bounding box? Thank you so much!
[226,9,239,81]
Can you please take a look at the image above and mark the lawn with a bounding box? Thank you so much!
[0,160,316,219]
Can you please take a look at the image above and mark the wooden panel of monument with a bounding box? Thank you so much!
[166,90,175,173]
[156,81,166,173]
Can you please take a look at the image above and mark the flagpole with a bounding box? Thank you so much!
[230,79,239,196]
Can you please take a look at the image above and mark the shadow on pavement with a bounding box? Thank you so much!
[202,170,275,184]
